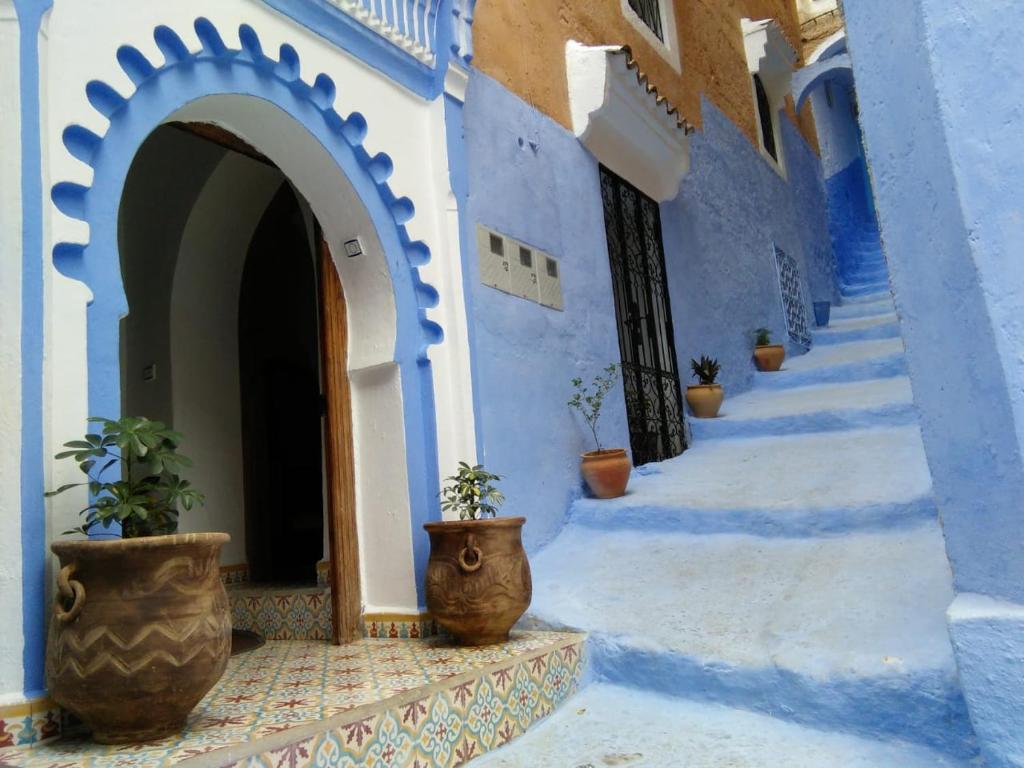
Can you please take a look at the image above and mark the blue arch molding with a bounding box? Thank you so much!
[792,52,854,112]
[50,17,444,602]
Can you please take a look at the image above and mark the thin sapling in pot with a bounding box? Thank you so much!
[568,364,631,498]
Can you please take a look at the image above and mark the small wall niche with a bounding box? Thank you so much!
[476,225,563,310]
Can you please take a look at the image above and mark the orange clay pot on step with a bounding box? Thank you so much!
[685,384,724,418]
[580,448,631,499]
[754,344,786,372]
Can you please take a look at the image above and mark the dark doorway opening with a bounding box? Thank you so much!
[599,165,686,466]
[238,183,325,585]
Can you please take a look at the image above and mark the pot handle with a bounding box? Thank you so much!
[54,564,86,624]
[458,534,483,573]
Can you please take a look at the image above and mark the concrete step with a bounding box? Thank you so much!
[841,280,891,298]
[814,313,900,345]
[753,338,906,389]
[831,297,895,320]
[574,424,936,536]
[689,377,916,440]
[471,684,974,767]
[525,525,973,757]
[839,289,893,306]
[844,266,890,284]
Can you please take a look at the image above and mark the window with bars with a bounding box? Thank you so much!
[628,0,664,41]
[753,74,778,162]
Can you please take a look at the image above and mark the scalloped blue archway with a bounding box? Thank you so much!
[49,16,444,600]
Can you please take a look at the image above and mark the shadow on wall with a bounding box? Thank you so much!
[662,97,835,398]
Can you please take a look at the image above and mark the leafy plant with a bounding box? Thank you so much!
[440,462,505,521]
[755,327,772,346]
[568,364,619,453]
[45,416,204,538]
[690,356,721,386]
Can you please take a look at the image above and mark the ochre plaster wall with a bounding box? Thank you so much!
[473,0,819,154]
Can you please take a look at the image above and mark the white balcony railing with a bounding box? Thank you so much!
[329,0,444,64]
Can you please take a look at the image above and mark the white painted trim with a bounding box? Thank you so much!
[619,0,681,72]
[566,40,691,203]
[0,1,24,701]
[742,18,796,177]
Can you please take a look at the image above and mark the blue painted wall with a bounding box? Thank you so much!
[843,3,1024,761]
[807,78,879,284]
[844,0,1024,606]
[662,98,835,398]
[463,74,835,550]
[462,71,630,551]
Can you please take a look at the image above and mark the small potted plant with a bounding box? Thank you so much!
[568,364,631,498]
[686,355,724,418]
[44,416,230,744]
[753,327,786,371]
[424,463,531,646]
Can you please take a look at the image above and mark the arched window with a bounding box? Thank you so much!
[754,74,778,161]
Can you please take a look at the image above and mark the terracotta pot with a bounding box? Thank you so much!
[47,533,231,744]
[423,517,531,646]
[580,448,631,498]
[685,384,724,418]
[754,344,786,372]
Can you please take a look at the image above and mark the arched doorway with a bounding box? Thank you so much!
[118,122,358,641]
[48,19,446,643]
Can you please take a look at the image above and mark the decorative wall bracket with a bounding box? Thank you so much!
[566,41,693,203]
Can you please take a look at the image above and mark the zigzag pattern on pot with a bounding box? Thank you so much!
[58,614,226,656]
[50,17,444,360]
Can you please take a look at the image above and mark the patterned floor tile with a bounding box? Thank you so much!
[0,631,584,768]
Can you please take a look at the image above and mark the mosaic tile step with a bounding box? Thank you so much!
[0,631,586,768]
[228,584,333,642]
[228,581,441,642]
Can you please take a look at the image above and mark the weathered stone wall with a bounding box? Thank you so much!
[473,0,819,153]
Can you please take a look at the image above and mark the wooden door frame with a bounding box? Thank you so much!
[317,231,362,644]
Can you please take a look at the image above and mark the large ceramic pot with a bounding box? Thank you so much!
[580,449,631,498]
[685,384,724,418]
[47,533,231,744]
[424,518,531,646]
[754,344,786,372]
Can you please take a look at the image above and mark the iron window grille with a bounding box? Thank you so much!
[628,0,664,41]
[773,244,812,348]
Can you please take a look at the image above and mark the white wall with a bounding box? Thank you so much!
[170,152,285,567]
[119,127,226,427]
[42,1,477,613]
[0,0,24,704]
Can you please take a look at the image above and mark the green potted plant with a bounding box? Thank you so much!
[424,463,531,646]
[685,355,724,418]
[753,327,786,371]
[568,364,631,498]
[44,416,230,744]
